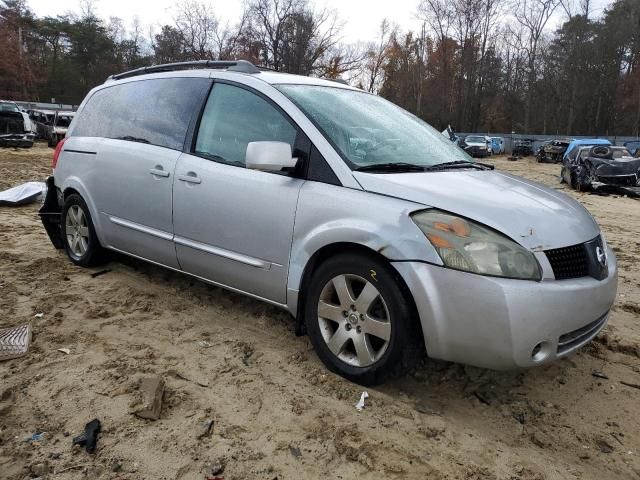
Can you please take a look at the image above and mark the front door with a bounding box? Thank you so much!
[172,82,304,303]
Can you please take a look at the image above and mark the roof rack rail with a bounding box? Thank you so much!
[108,59,261,81]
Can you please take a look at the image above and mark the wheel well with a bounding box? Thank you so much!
[294,242,421,341]
[63,187,80,200]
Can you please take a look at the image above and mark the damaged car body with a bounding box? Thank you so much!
[0,100,35,148]
[512,138,534,157]
[536,139,571,163]
[47,111,75,147]
[38,60,618,385]
[561,145,640,197]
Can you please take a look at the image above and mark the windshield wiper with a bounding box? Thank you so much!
[354,162,426,173]
[424,160,494,171]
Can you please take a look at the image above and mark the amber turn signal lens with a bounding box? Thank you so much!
[450,218,471,237]
[426,233,453,249]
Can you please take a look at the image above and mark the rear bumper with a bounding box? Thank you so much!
[393,248,618,369]
[39,176,65,249]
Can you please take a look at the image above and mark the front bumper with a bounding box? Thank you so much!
[393,247,618,369]
[0,132,35,148]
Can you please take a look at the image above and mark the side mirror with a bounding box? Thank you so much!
[246,141,298,172]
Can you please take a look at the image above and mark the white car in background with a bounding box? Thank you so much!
[0,100,35,148]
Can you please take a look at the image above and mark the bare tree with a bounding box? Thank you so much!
[173,1,219,59]
[510,0,560,131]
[361,19,394,93]
[246,0,344,75]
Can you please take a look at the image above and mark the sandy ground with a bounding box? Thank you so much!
[0,143,639,480]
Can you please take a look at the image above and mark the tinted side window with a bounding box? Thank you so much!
[73,78,211,151]
[195,83,297,166]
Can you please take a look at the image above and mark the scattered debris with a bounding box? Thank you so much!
[355,391,369,411]
[196,419,214,440]
[197,340,213,348]
[90,269,112,278]
[170,369,209,388]
[289,445,302,458]
[57,348,71,355]
[591,371,609,380]
[620,381,640,391]
[34,312,44,319]
[0,182,44,206]
[72,419,101,453]
[0,324,32,361]
[595,438,614,454]
[28,432,45,443]
[129,375,165,420]
[204,458,225,476]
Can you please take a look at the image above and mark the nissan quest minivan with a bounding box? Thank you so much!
[39,60,618,385]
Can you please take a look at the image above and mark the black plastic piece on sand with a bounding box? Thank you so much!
[72,419,101,453]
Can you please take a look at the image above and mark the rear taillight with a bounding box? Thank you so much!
[52,137,67,169]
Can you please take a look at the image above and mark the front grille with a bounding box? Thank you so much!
[545,242,590,279]
[557,312,608,354]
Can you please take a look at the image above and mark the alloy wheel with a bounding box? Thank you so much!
[317,274,391,367]
[65,205,89,258]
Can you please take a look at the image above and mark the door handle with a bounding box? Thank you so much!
[178,172,202,184]
[149,166,170,178]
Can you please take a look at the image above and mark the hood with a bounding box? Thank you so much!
[353,170,600,251]
[588,157,640,176]
[464,141,487,147]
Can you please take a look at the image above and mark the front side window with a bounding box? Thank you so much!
[195,83,297,166]
[276,85,471,168]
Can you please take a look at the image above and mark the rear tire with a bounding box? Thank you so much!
[304,252,424,386]
[62,194,107,267]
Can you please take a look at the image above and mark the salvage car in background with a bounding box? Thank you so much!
[561,145,640,196]
[31,109,56,139]
[0,100,35,148]
[512,138,534,157]
[563,138,611,161]
[47,111,75,147]
[40,60,618,385]
[461,135,491,157]
[536,139,571,163]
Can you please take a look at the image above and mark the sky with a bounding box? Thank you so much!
[26,0,615,45]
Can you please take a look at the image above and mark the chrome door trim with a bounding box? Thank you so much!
[108,215,173,241]
[174,235,273,270]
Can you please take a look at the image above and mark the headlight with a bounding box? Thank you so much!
[412,210,541,280]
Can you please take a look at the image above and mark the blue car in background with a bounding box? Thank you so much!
[490,137,505,154]
[623,140,640,157]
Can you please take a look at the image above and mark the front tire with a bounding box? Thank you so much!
[304,253,423,385]
[62,194,106,267]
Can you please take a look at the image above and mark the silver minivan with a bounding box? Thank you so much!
[40,60,618,385]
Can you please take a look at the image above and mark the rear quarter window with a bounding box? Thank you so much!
[73,77,211,150]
